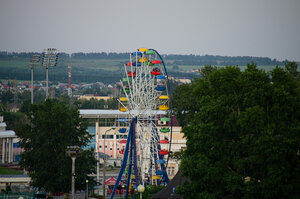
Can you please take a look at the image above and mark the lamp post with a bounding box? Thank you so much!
[137,185,145,199]
[102,126,116,199]
[41,48,58,99]
[29,54,40,104]
[86,179,89,199]
[66,146,82,199]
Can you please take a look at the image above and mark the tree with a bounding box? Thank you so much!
[18,99,96,193]
[199,65,218,78]
[0,90,14,104]
[174,64,300,198]
[1,111,26,130]
[285,62,300,90]
[285,61,298,77]
[19,99,31,113]
[74,98,119,109]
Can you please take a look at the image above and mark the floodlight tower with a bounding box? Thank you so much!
[66,146,82,199]
[68,66,72,97]
[42,48,58,99]
[29,54,40,104]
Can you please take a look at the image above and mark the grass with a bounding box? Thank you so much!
[0,166,24,175]
[59,58,127,71]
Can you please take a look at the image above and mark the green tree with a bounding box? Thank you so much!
[0,90,14,104]
[285,61,298,77]
[172,83,196,126]
[19,99,31,113]
[174,64,300,198]
[199,65,219,78]
[18,99,96,193]
[1,111,26,130]
[74,98,119,109]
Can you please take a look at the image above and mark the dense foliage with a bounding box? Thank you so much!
[75,98,119,109]
[0,63,122,84]
[17,99,96,193]
[173,63,300,198]
[0,51,286,66]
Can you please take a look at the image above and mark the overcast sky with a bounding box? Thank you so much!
[0,0,299,61]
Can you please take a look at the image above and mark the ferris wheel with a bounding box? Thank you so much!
[111,48,173,198]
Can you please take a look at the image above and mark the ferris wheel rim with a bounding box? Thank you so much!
[117,48,174,186]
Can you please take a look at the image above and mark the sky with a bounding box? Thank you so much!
[0,0,299,61]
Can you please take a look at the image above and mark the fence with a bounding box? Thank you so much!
[0,192,35,199]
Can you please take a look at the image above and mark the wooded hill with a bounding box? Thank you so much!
[0,51,288,84]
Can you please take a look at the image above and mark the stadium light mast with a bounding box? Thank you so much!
[29,54,40,104]
[66,146,82,199]
[68,66,72,97]
[42,48,58,99]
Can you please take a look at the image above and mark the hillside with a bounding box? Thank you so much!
[0,52,287,83]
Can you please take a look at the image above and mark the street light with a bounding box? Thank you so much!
[41,48,58,99]
[66,146,82,199]
[86,179,89,199]
[102,126,116,199]
[29,54,40,104]
[137,184,145,199]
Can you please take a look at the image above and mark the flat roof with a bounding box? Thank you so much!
[79,109,167,119]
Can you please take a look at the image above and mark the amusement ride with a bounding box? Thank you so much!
[110,48,173,198]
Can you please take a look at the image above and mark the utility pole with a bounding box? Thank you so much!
[86,180,89,199]
[102,126,116,199]
[71,156,76,199]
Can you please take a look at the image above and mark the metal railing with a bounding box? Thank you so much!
[0,192,35,199]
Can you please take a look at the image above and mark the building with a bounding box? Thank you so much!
[79,109,186,180]
[78,95,113,101]
[0,116,19,164]
[168,76,192,84]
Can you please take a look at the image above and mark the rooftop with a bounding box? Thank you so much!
[79,109,167,119]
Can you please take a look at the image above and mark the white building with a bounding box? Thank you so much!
[0,116,17,163]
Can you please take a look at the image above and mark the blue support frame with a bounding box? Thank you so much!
[125,136,133,199]
[110,118,135,199]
